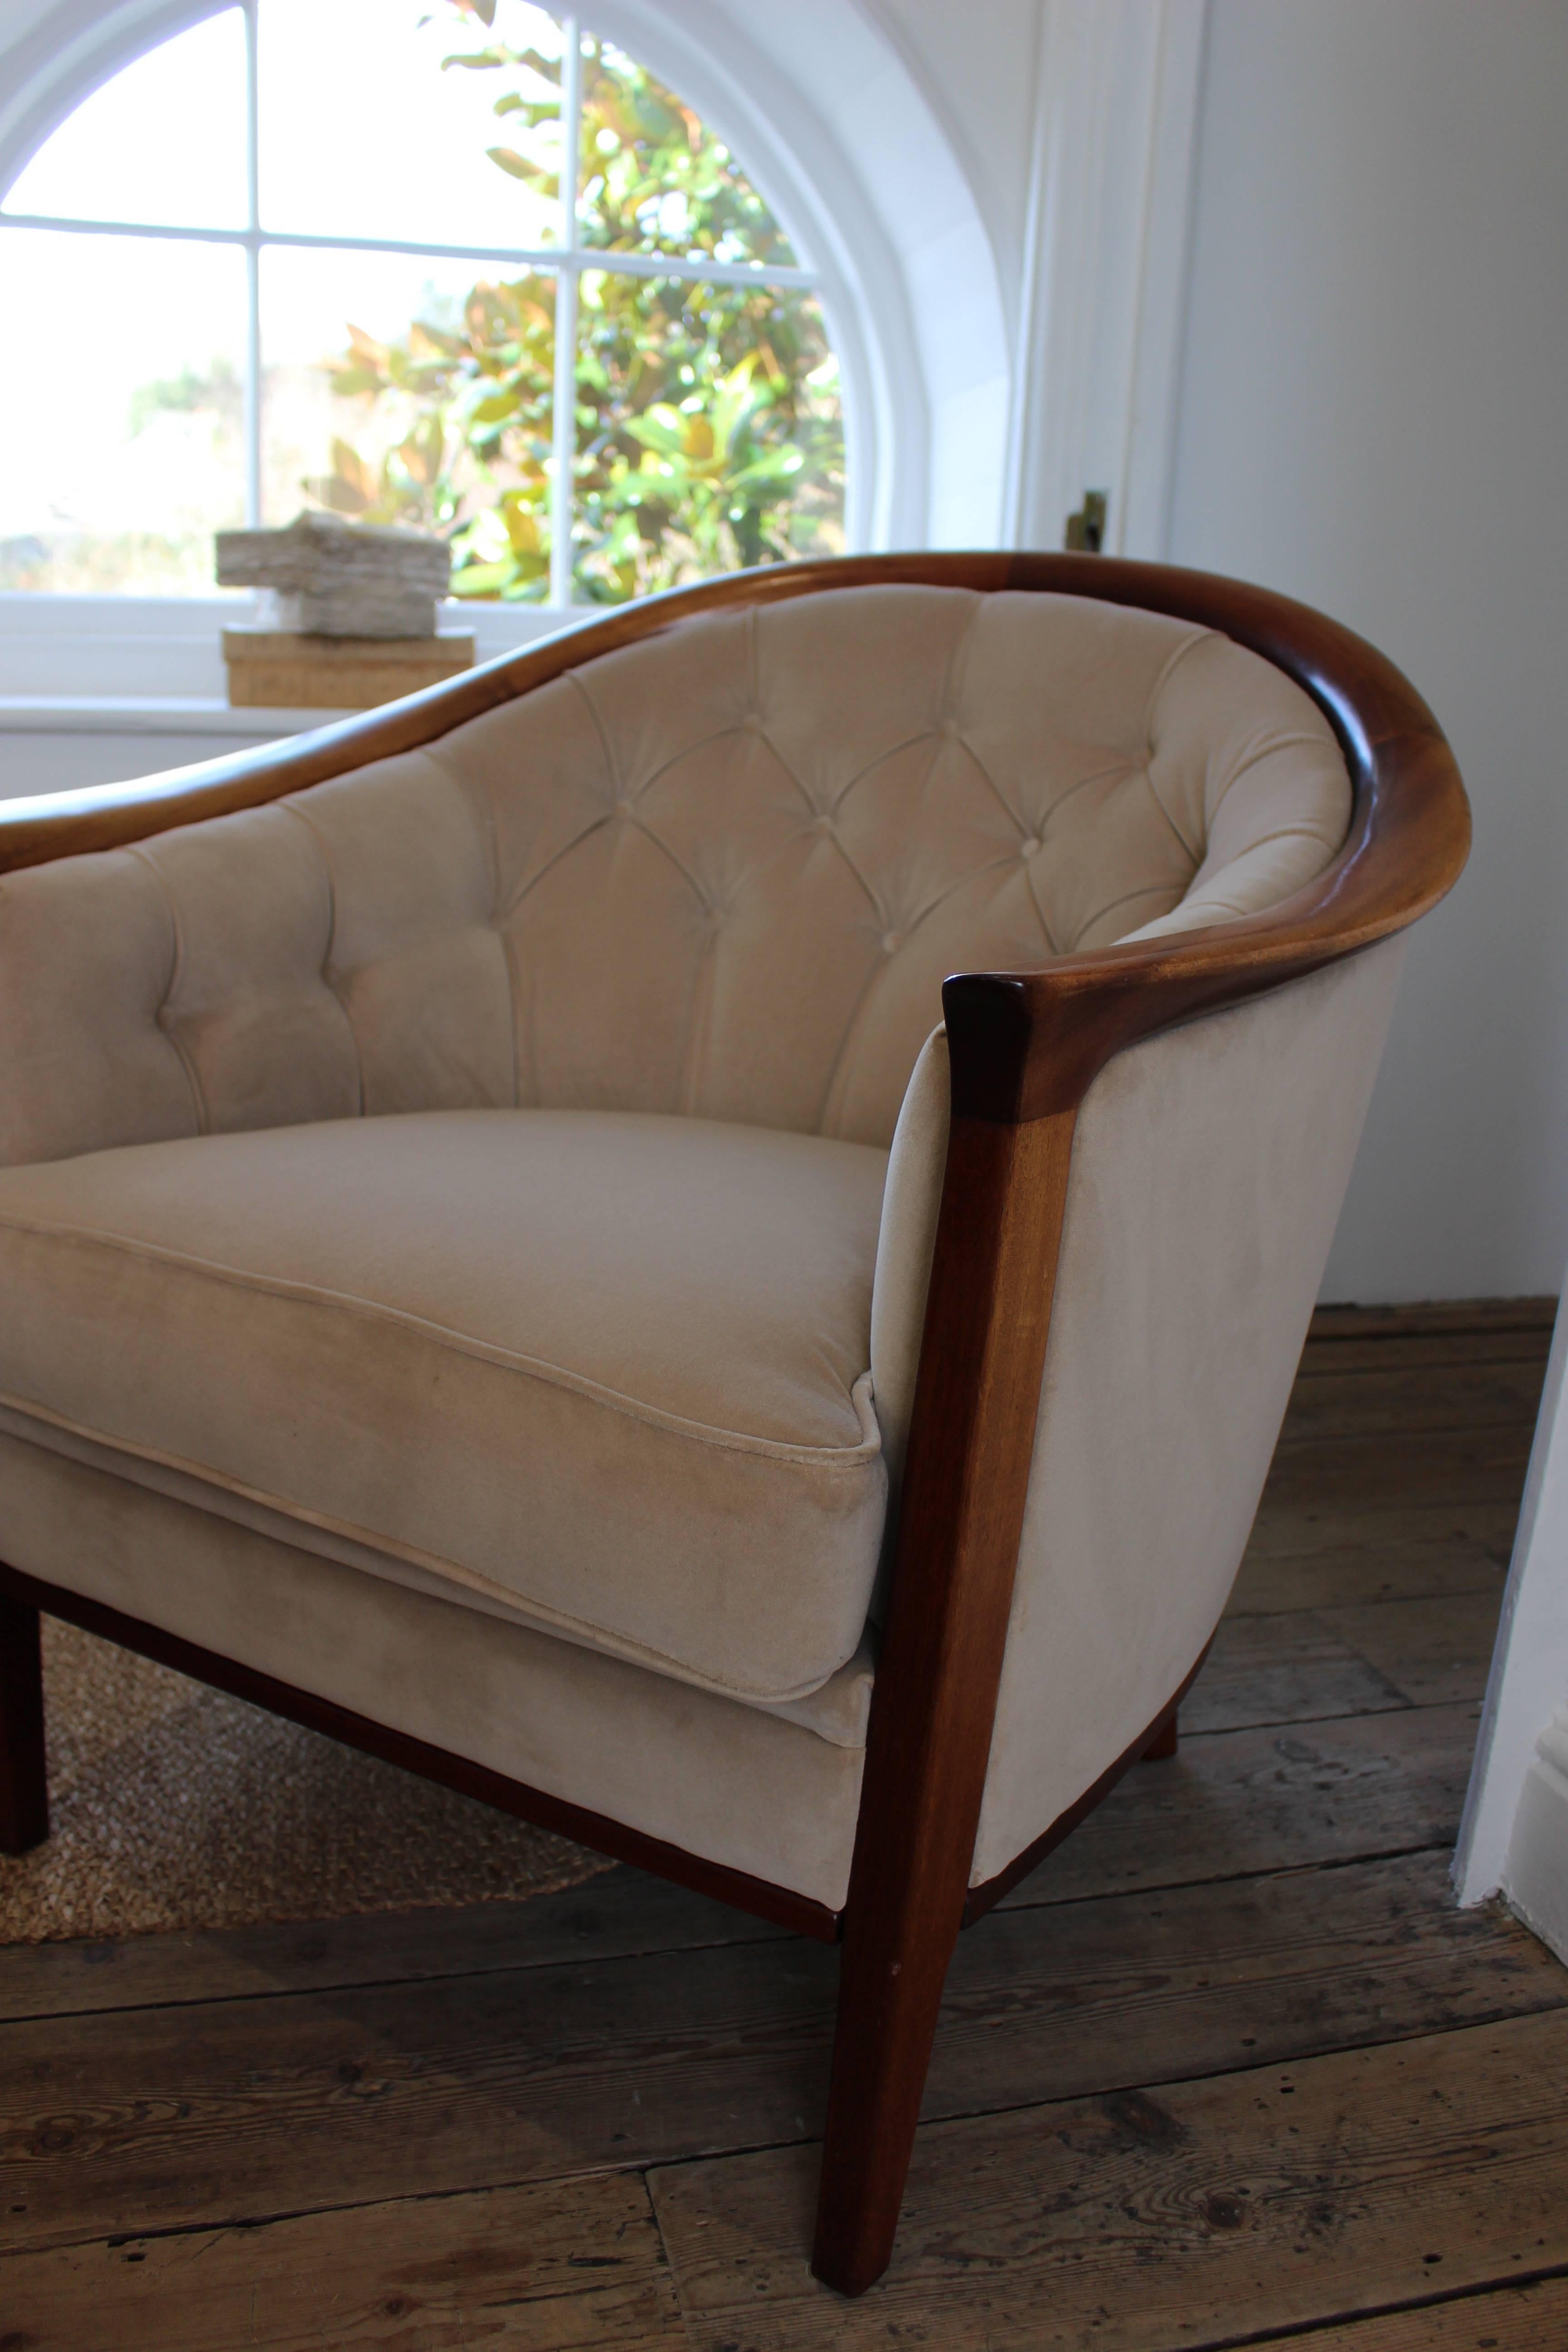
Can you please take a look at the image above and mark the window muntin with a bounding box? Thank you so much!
[0,0,844,605]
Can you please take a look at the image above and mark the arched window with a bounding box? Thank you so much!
[0,0,846,606]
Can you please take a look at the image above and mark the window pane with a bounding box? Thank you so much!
[2,12,248,233]
[0,230,245,593]
[259,0,564,252]
[261,245,555,600]
[577,38,798,269]
[573,274,843,604]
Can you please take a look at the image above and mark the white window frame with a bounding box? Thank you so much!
[0,0,849,616]
[0,0,1215,749]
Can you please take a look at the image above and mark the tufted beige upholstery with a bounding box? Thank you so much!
[0,583,1356,1730]
[0,588,1351,1171]
[0,578,1372,1877]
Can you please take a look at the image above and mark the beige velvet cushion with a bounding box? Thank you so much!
[0,588,1352,1172]
[0,1108,890,1703]
[0,1430,866,1908]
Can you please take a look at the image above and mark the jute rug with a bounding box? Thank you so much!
[0,1617,613,1945]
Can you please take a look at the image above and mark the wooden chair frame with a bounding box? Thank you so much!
[0,552,1469,2295]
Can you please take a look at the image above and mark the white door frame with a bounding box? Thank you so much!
[1004,0,1209,560]
[1455,1287,1568,1950]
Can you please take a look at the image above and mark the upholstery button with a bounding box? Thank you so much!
[743,712,764,733]
[880,932,900,955]
[617,796,636,818]
[939,717,960,740]
[1020,836,1042,859]
[813,812,834,833]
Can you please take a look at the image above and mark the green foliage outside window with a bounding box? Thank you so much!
[307,6,845,603]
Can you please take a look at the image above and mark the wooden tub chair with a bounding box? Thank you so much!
[0,553,1468,2293]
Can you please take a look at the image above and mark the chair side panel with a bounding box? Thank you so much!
[972,936,1408,1884]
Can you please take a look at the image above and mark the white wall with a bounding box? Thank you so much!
[877,0,1568,1300]
[867,0,1041,319]
[1166,0,1568,1301]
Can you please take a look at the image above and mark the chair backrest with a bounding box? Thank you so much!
[0,583,1352,1167]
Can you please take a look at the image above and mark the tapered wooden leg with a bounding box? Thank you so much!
[811,1113,1081,2296]
[813,1860,964,2295]
[1142,1707,1179,1761]
[0,1592,49,1854]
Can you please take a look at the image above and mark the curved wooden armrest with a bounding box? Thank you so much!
[0,552,1468,905]
[943,735,1460,1121]
[935,563,1467,1124]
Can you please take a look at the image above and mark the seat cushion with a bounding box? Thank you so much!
[0,1109,890,1701]
[0,1431,868,1910]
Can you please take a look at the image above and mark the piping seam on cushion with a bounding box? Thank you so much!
[0,1387,879,1709]
[0,1212,882,1465]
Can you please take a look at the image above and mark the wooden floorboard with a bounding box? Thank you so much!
[1275,2273,1568,2348]
[0,1301,1561,2347]
[1256,1425,1536,1517]
[1228,1526,1511,1616]
[1275,1358,1552,1441]
[1318,1592,1507,1710]
[926,1851,1563,2122]
[649,2011,1568,2350]
[1239,1495,1519,1568]
[0,2172,687,2350]
[0,1865,783,2028]
[1292,1328,1552,1375]
[996,1702,1480,1910]
[1193,1609,1411,1732]
[0,1925,838,2254]
[1305,1297,1555,1341]
[1195,1588,1500,1733]
[4,1848,1558,2262]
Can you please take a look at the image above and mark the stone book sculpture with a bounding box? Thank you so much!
[215,510,452,638]
[215,511,474,710]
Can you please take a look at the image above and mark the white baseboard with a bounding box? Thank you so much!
[1505,1717,1568,1966]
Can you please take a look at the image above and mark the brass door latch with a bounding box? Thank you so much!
[1064,490,1108,553]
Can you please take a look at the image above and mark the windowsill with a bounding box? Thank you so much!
[0,593,585,708]
[0,697,353,736]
